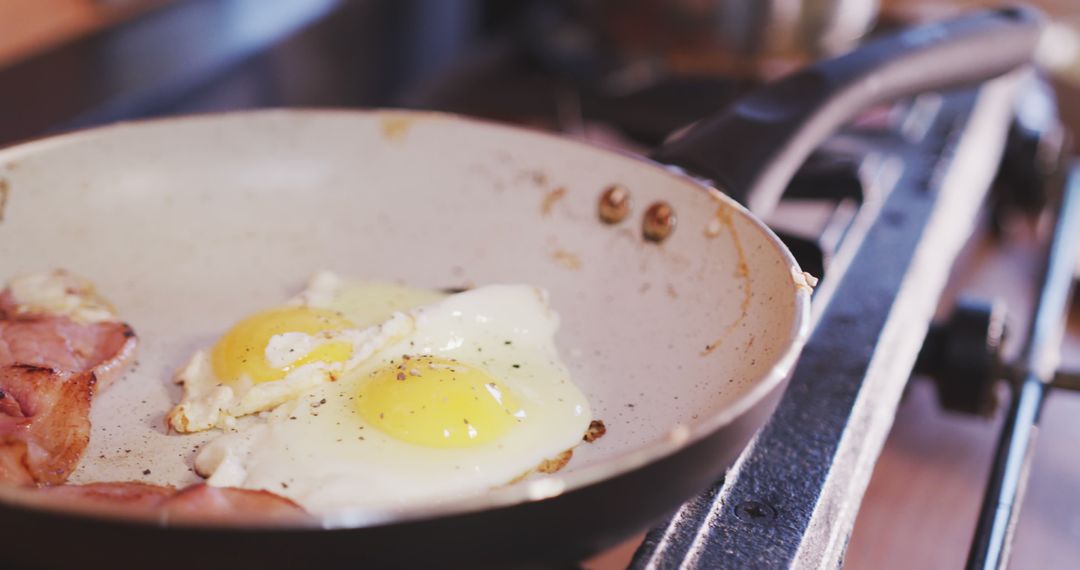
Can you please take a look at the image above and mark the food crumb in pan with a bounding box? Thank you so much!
[583,420,606,443]
[791,267,819,292]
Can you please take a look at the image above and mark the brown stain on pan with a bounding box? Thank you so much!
[701,204,753,356]
[551,249,582,270]
[535,449,574,474]
[0,178,8,222]
[541,186,567,216]
[506,448,576,484]
[380,116,413,143]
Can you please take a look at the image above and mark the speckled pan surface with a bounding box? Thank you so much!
[0,109,809,524]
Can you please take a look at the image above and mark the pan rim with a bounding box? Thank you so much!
[0,108,812,529]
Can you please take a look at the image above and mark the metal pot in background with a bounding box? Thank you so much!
[597,0,879,58]
[523,0,880,82]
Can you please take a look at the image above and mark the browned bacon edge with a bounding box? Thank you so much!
[0,365,95,486]
[0,280,139,486]
[0,278,309,525]
[0,291,138,391]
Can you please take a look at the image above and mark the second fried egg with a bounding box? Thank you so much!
[167,273,445,433]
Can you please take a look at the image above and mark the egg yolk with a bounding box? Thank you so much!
[211,306,354,384]
[358,355,524,448]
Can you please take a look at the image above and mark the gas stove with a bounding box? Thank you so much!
[417,50,1068,570]
[408,25,1077,569]
[0,1,1074,568]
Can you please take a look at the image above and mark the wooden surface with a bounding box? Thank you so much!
[0,0,161,68]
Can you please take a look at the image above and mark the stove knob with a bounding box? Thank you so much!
[914,297,1007,416]
[989,79,1070,234]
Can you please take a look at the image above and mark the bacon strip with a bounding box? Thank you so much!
[0,275,308,525]
[0,278,138,485]
[27,482,311,524]
[162,484,311,524]
[0,313,136,391]
[0,365,95,485]
[25,480,176,510]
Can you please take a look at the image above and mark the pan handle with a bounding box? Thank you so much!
[650,6,1045,217]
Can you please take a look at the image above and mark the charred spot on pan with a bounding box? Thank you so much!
[583,419,606,442]
[643,201,676,243]
[598,184,631,224]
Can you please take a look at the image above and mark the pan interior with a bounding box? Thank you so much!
[0,110,804,522]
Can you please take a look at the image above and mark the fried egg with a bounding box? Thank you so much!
[167,273,445,432]
[173,274,593,521]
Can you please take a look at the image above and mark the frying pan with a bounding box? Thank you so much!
[0,7,1042,569]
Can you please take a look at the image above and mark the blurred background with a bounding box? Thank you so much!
[1,1,1079,568]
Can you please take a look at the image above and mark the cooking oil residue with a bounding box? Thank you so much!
[701,204,752,356]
